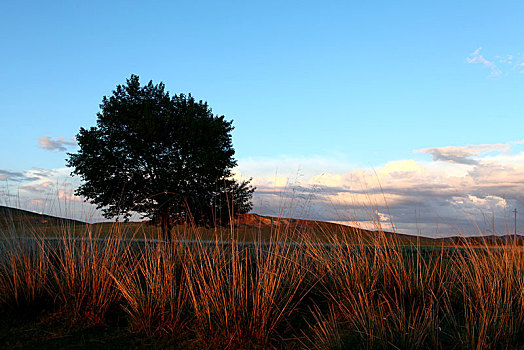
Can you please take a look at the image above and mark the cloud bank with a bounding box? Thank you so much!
[237,141,524,237]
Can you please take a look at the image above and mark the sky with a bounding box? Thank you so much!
[1,0,524,236]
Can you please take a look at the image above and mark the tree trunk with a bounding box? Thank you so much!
[160,210,172,241]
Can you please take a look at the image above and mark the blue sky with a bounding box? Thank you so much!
[2,1,524,236]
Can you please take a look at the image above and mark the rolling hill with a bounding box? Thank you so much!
[1,205,521,244]
[0,205,84,227]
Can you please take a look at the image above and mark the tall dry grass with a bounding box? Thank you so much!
[444,242,524,349]
[302,225,524,349]
[47,224,128,324]
[182,227,310,347]
[0,233,49,310]
[302,227,443,348]
[110,238,191,335]
[2,212,524,348]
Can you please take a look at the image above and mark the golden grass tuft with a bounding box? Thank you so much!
[47,223,128,324]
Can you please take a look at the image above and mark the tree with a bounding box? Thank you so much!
[67,75,254,240]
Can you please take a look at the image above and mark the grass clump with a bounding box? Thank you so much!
[0,233,50,312]
[47,225,127,325]
[111,239,190,335]
[182,229,310,348]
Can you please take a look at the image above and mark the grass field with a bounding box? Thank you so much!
[2,206,524,349]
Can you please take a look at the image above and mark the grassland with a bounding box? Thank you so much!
[2,206,524,349]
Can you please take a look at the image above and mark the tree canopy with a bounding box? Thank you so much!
[67,75,254,240]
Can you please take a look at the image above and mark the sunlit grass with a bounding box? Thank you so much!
[1,207,524,348]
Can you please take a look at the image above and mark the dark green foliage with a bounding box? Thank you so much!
[67,75,254,239]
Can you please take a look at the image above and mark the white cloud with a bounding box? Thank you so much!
[415,143,510,165]
[0,169,39,182]
[467,48,493,66]
[38,136,77,151]
[466,47,502,77]
[468,48,524,77]
[466,195,507,208]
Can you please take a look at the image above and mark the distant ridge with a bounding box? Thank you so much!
[0,205,521,244]
[0,205,85,227]
[234,213,437,243]
[234,213,524,244]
